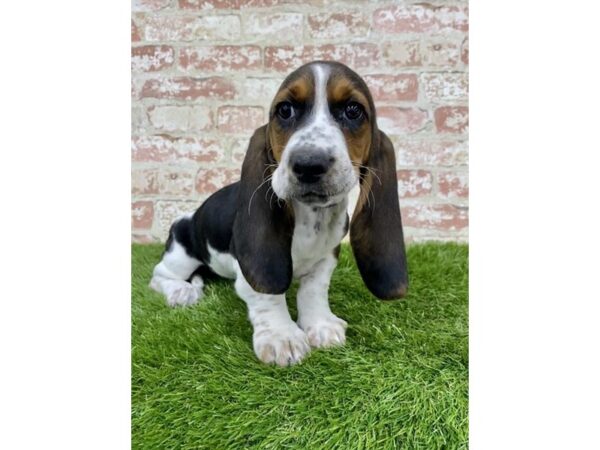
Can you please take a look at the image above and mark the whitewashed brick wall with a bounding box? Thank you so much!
[132,0,469,243]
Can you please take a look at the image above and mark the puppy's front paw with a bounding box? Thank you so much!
[298,314,348,348]
[151,278,203,307]
[253,323,310,367]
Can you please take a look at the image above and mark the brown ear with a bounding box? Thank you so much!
[350,129,408,299]
[231,125,294,294]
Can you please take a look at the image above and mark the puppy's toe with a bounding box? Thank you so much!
[300,314,347,349]
[164,280,201,307]
[253,324,310,366]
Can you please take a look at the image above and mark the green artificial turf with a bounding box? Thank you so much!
[132,243,468,449]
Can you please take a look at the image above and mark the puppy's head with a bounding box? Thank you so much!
[234,61,408,300]
[267,62,375,207]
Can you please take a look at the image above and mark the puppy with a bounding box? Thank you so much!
[150,61,408,366]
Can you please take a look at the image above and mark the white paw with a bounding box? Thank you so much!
[150,276,203,307]
[253,323,310,367]
[298,314,348,348]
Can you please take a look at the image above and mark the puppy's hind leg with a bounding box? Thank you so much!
[149,217,203,307]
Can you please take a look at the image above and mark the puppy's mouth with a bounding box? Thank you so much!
[299,191,330,203]
[292,176,357,206]
[296,185,348,206]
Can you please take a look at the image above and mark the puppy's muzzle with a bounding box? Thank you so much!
[290,151,335,184]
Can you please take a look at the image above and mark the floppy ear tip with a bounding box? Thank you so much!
[369,280,408,301]
[386,282,408,299]
[389,282,408,300]
[249,277,291,296]
[353,252,409,300]
[238,259,292,295]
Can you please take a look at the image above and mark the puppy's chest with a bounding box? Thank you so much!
[291,203,347,277]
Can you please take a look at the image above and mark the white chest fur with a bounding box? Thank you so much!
[291,198,348,278]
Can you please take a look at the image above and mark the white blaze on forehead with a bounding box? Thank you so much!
[310,63,331,123]
[296,63,346,153]
[282,63,341,151]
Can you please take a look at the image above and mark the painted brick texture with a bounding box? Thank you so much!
[132,0,469,243]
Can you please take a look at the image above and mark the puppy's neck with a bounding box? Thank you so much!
[292,196,348,226]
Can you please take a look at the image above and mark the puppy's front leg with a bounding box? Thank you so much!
[297,255,348,348]
[234,263,310,366]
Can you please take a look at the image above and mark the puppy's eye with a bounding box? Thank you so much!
[276,102,295,120]
[344,102,364,120]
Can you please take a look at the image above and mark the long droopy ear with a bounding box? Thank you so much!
[231,125,294,294]
[350,129,409,299]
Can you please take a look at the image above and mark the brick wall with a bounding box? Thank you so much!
[131,0,469,243]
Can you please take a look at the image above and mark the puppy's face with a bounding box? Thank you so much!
[268,62,375,207]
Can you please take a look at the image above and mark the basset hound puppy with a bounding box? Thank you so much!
[150,61,408,366]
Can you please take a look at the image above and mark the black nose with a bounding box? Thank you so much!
[290,152,334,183]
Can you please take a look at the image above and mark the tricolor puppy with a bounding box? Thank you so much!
[150,61,408,366]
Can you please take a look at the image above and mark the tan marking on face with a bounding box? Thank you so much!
[327,75,373,166]
[272,77,312,105]
[329,77,370,113]
[268,74,314,162]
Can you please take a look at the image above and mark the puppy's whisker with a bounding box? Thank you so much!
[356,173,376,211]
[360,190,370,209]
[352,162,382,186]
[262,164,278,179]
[247,175,273,216]
[268,188,277,209]
[266,186,278,210]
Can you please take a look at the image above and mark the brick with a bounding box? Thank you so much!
[196,167,241,194]
[158,168,196,196]
[179,45,261,71]
[421,40,460,67]
[373,4,468,33]
[178,0,287,8]
[132,168,159,195]
[179,0,239,9]
[402,204,468,231]
[434,106,468,133]
[133,0,171,12]
[230,138,248,163]
[140,15,240,42]
[131,78,142,99]
[437,171,469,198]
[131,46,175,73]
[265,44,380,72]
[155,200,200,240]
[377,107,429,134]
[131,19,141,42]
[132,201,154,229]
[217,106,264,133]
[132,136,222,163]
[382,41,421,67]
[140,77,235,100]
[364,74,418,102]
[461,37,469,65]
[240,0,288,6]
[244,13,303,40]
[394,139,468,167]
[132,105,148,133]
[242,77,282,103]
[147,105,213,133]
[396,170,433,198]
[421,73,468,102]
[307,12,370,39]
